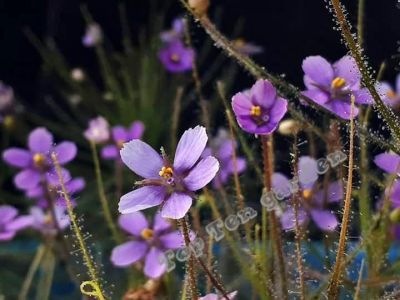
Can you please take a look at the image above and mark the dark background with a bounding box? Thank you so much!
[0,0,399,102]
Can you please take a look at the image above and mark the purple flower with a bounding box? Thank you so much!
[232,38,263,56]
[274,156,343,231]
[3,128,77,191]
[231,79,288,135]
[376,74,400,108]
[199,291,237,300]
[159,40,194,73]
[82,23,102,47]
[374,152,400,175]
[119,126,219,219]
[301,55,372,120]
[0,205,32,241]
[160,17,185,43]
[111,212,185,278]
[101,121,145,160]
[202,129,246,188]
[30,206,70,236]
[84,116,110,143]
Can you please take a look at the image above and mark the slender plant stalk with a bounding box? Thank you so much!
[90,141,121,243]
[357,0,366,50]
[354,259,365,300]
[206,234,214,294]
[327,96,355,299]
[51,152,106,300]
[171,86,184,150]
[261,135,288,300]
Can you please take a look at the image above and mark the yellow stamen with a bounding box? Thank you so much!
[331,77,346,89]
[390,208,400,223]
[387,90,397,99]
[159,166,173,179]
[170,54,180,63]
[141,228,154,240]
[302,189,313,200]
[250,105,261,117]
[44,214,53,225]
[33,153,46,166]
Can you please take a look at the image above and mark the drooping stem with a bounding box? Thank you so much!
[90,141,121,243]
[261,135,288,300]
[51,152,106,300]
[327,96,355,299]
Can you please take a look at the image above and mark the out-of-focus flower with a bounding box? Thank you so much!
[82,23,102,47]
[30,206,70,236]
[84,116,110,144]
[232,79,288,135]
[199,291,238,300]
[376,74,400,108]
[111,212,184,278]
[160,17,185,43]
[119,126,219,219]
[274,156,343,231]
[188,0,210,17]
[101,121,145,160]
[159,41,194,73]
[232,38,263,56]
[68,94,82,106]
[301,55,371,120]
[374,152,400,175]
[71,68,85,82]
[3,127,77,190]
[0,205,32,241]
[0,82,15,125]
[202,129,246,188]
[278,119,300,136]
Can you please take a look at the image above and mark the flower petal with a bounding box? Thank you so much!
[28,128,53,153]
[120,139,163,179]
[251,79,276,109]
[14,169,41,190]
[159,230,185,249]
[129,121,145,139]
[328,99,359,120]
[161,193,192,219]
[101,145,119,159]
[272,172,292,199]
[280,207,308,231]
[0,205,18,224]
[302,90,329,105]
[153,213,172,233]
[2,148,31,168]
[333,56,360,89]
[119,186,165,214]
[374,153,400,174]
[118,212,149,237]
[110,241,148,267]
[112,126,128,142]
[232,92,252,117]
[6,216,33,231]
[144,247,167,278]
[174,126,208,172]
[298,156,318,189]
[66,177,85,194]
[269,97,288,123]
[327,180,343,203]
[302,56,334,87]
[0,231,16,241]
[183,156,219,191]
[54,142,77,164]
[310,209,338,231]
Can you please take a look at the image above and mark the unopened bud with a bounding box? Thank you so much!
[188,0,210,17]
[278,119,300,135]
[71,68,85,82]
[390,208,400,223]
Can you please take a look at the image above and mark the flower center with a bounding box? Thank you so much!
[159,166,174,179]
[116,139,125,149]
[302,189,313,200]
[44,213,53,225]
[33,153,46,167]
[250,105,262,117]
[331,77,346,89]
[387,90,397,99]
[170,54,181,63]
[141,228,154,240]
[233,38,245,47]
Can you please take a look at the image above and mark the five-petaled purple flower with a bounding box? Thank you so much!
[3,127,77,191]
[301,55,372,120]
[101,121,145,160]
[232,79,288,135]
[160,17,185,43]
[376,74,400,108]
[111,212,184,278]
[119,126,219,219]
[82,23,102,47]
[199,291,238,300]
[30,206,70,236]
[0,205,32,241]
[274,156,343,231]
[84,116,110,144]
[159,40,194,73]
[202,129,246,188]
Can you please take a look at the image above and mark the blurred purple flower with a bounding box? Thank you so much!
[231,79,288,135]
[274,156,343,231]
[3,127,77,191]
[160,17,185,43]
[232,38,263,56]
[376,74,400,108]
[199,291,237,300]
[0,205,32,241]
[202,129,246,188]
[111,212,184,278]
[374,152,400,175]
[119,126,219,219]
[159,40,194,73]
[30,206,70,236]
[82,23,102,47]
[301,55,372,119]
[84,116,110,144]
[101,121,145,160]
